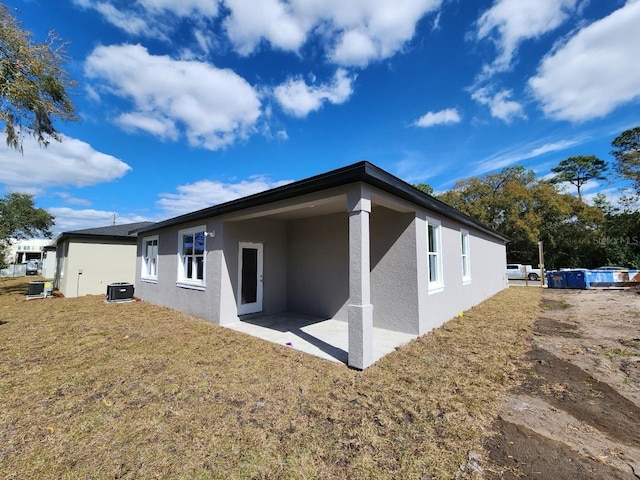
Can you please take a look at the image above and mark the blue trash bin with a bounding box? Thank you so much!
[546,270,567,289]
[565,269,588,289]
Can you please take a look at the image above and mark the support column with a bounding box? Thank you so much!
[347,185,373,370]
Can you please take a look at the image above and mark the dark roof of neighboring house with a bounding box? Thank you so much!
[57,222,155,243]
[137,161,508,242]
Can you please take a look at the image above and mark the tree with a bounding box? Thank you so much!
[438,166,605,269]
[593,193,640,268]
[413,183,434,195]
[611,126,640,193]
[0,193,54,268]
[0,4,77,151]
[549,155,608,201]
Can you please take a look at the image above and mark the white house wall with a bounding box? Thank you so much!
[59,240,137,297]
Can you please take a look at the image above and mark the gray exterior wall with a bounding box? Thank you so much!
[414,211,508,334]
[222,217,289,316]
[135,183,507,340]
[136,220,218,321]
[287,212,349,320]
[370,206,419,333]
[136,217,289,324]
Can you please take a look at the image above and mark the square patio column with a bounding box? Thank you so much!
[347,185,373,370]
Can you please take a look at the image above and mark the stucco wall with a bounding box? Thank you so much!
[415,212,507,334]
[135,221,219,322]
[135,217,289,324]
[370,206,419,333]
[134,189,507,336]
[287,212,349,320]
[59,240,137,297]
[222,217,288,317]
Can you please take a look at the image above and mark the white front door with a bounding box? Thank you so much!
[237,242,263,315]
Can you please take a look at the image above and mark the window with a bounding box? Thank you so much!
[427,219,444,292]
[142,235,158,281]
[461,229,471,284]
[177,226,206,289]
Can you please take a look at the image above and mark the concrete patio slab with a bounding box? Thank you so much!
[224,312,417,365]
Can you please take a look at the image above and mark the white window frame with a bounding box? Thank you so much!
[176,225,206,290]
[461,229,471,284]
[427,218,444,293]
[141,235,159,282]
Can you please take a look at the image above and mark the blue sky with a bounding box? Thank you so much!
[2,0,639,234]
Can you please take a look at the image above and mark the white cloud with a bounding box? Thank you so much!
[414,108,461,127]
[274,68,355,117]
[73,0,218,40]
[54,193,92,207]
[472,137,583,175]
[115,112,179,141]
[323,0,443,66]
[157,176,292,215]
[583,186,635,209]
[85,44,262,150]
[476,0,578,76]
[529,1,640,122]
[394,152,451,184]
[76,0,443,67]
[0,136,131,192]
[138,0,218,16]
[48,207,153,235]
[73,0,156,37]
[223,0,307,55]
[471,87,525,123]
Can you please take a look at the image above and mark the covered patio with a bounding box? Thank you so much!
[224,312,417,365]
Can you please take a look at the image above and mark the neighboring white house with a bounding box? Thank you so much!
[41,245,57,279]
[54,222,154,297]
[4,238,53,264]
[135,162,508,369]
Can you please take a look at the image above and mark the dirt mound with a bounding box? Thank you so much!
[484,289,640,479]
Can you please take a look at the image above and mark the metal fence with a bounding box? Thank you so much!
[1,264,28,277]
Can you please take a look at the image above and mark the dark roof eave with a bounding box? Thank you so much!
[56,233,139,242]
[137,161,508,243]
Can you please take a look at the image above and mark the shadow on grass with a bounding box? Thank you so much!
[0,276,46,296]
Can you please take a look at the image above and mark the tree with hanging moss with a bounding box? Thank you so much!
[0,4,77,151]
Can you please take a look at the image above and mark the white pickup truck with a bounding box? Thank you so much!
[506,263,543,281]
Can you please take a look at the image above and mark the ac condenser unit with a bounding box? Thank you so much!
[106,282,134,302]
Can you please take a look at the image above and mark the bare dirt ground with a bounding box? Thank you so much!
[484,287,640,479]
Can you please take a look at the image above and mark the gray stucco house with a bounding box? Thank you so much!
[135,162,508,369]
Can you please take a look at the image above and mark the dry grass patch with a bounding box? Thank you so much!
[0,278,540,479]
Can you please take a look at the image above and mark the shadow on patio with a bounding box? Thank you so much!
[224,312,417,365]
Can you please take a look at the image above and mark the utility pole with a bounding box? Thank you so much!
[538,241,545,287]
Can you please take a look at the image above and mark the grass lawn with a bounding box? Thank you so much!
[0,278,540,479]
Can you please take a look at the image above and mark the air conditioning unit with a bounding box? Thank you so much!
[106,282,134,302]
[28,281,45,296]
